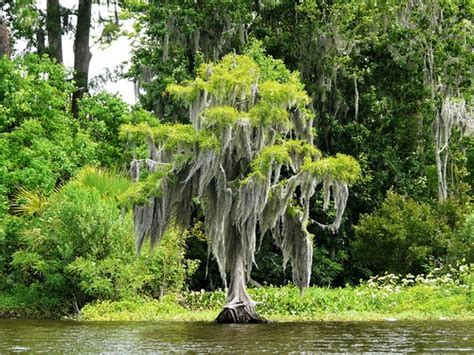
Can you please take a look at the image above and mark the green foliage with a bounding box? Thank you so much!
[167,51,312,129]
[246,140,321,177]
[250,145,291,175]
[198,54,260,101]
[126,0,255,121]
[120,123,219,152]
[248,102,289,127]
[53,271,474,321]
[7,167,196,315]
[79,295,214,322]
[0,54,96,217]
[167,79,207,104]
[78,93,132,167]
[445,209,474,263]
[11,183,134,311]
[202,106,239,128]
[0,55,74,132]
[353,192,470,275]
[11,186,49,217]
[303,153,361,184]
[0,215,24,290]
[460,213,474,246]
[259,77,309,108]
[119,168,171,208]
[78,94,157,167]
[180,263,472,320]
[137,232,200,298]
[153,263,468,321]
[73,166,131,200]
[244,40,292,83]
[283,139,321,159]
[311,246,346,286]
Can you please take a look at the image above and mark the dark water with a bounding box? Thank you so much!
[0,319,472,353]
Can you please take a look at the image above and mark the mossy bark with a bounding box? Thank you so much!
[215,247,267,324]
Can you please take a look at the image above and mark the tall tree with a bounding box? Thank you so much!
[72,0,92,117]
[46,0,63,63]
[0,14,11,59]
[406,0,473,202]
[122,50,360,323]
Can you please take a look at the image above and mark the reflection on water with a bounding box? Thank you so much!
[0,319,472,353]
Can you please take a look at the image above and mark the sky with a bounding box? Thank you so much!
[17,1,136,104]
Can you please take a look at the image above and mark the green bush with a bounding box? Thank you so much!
[137,232,199,298]
[0,54,96,218]
[448,212,474,263]
[352,191,462,275]
[8,168,197,316]
[11,183,135,313]
[0,215,25,290]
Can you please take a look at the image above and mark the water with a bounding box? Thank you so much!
[0,319,472,353]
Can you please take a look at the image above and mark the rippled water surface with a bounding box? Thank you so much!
[0,319,472,353]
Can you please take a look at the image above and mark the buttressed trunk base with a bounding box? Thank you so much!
[216,302,267,324]
[215,252,267,324]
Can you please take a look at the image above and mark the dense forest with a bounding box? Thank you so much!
[0,0,472,320]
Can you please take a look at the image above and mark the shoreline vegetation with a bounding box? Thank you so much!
[0,0,472,328]
[1,268,472,322]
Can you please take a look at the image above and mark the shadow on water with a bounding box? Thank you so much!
[0,319,473,353]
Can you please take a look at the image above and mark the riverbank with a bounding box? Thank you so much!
[78,281,472,322]
[2,270,472,322]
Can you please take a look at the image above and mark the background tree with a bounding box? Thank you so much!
[122,49,360,323]
[127,0,255,120]
[46,0,63,62]
[2,0,122,117]
[72,0,92,117]
[0,14,11,59]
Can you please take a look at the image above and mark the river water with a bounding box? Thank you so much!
[0,319,472,353]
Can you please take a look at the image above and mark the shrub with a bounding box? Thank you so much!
[11,183,135,313]
[447,211,474,263]
[9,168,197,315]
[353,191,453,275]
[0,54,96,218]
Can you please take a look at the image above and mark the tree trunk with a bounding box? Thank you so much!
[215,250,267,324]
[434,110,448,202]
[47,0,63,63]
[72,0,92,118]
[37,28,46,55]
[0,15,11,59]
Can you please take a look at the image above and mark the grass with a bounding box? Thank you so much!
[78,282,473,322]
[3,266,472,322]
[78,296,216,322]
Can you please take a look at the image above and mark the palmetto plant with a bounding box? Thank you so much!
[12,166,131,216]
[11,187,51,217]
[73,166,131,200]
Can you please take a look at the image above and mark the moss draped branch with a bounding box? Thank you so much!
[124,52,360,317]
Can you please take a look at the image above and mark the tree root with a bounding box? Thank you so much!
[215,302,269,324]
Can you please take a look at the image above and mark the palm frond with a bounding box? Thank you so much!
[11,187,49,216]
[74,166,132,198]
